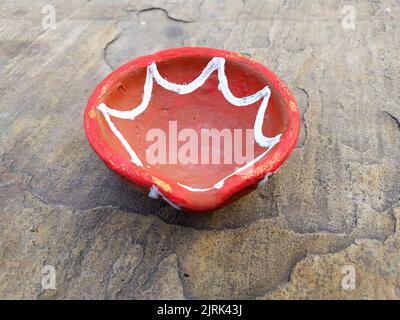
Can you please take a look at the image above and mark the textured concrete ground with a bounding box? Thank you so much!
[1,0,399,299]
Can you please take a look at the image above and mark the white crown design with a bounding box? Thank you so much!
[97,57,282,193]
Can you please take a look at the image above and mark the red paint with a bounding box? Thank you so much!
[84,47,300,212]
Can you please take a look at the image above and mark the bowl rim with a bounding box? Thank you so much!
[84,47,300,212]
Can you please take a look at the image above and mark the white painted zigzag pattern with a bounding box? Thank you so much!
[98,57,281,166]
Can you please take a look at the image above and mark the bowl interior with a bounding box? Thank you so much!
[96,55,290,189]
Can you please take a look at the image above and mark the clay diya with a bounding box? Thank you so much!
[84,47,300,212]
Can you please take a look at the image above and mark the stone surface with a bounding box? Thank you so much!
[0,0,399,299]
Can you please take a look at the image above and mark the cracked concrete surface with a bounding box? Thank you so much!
[1,0,400,299]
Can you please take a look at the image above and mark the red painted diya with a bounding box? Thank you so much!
[84,47,300,212]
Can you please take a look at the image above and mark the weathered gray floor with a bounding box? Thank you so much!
[1,0,399,299]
